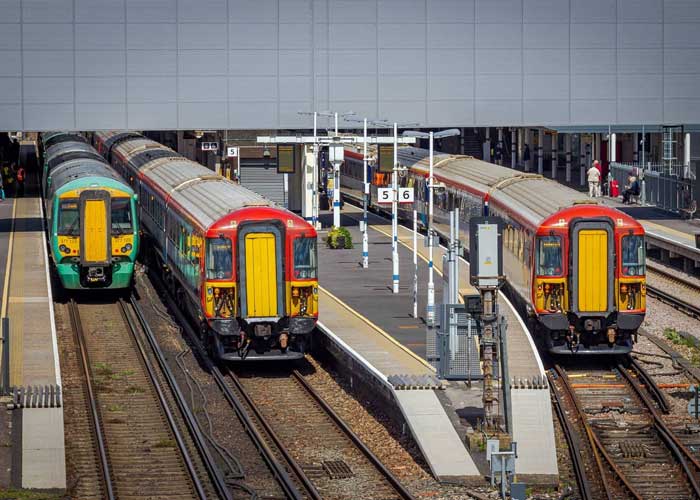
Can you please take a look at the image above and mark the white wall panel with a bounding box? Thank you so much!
[379,49,425,75]
[76,24,125,51]
[523,24,568,48]
[0,78,21,103]
[0,24,21,50]
[379,24,425,49]
[617,23,662,49]
[127,50,176,75]
[4,0,700,130]
[179,23,227,49]
[0,50,33,78]
[24,77,73,103]
[128,77,176,102]
[77,103,126,130]
[0,1,21,23]
[23,0,72,23]
[618,0,662,23]
[523,0,569,23]
[23,24,73,50]
[427,0,474,23]
[76,77,125,103]
[76,0,125,23]
[178,50,226,76]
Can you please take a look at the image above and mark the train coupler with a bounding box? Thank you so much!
[607,328,616,344]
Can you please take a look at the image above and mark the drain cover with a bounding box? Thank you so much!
[620,440,647,459]
[323,460,354,479]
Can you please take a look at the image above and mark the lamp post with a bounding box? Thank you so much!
[402,128,461,325]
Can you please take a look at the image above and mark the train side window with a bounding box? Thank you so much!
[536,235,563,276]
[621,235,645,276]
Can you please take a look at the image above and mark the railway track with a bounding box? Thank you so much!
[148,272,415,500]
[550,359,700,500]
[65,297,223,500]
[646,262,700,319]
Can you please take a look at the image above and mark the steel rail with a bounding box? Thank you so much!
[628,356,670,413]
[546,371,594,500]
[127,296,233,500]
[618,362,700,498]
[553,364,641,500]
[147,277,306,500]
[117,298,208,500]
[67,299,115,500]
[291,370,416,500]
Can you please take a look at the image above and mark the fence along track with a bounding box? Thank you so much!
[552,362,700,500]
[67,298,208,500]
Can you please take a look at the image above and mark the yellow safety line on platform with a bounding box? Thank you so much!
[0,200,17,319]
[642,219,694,243]
[319,286,435,372]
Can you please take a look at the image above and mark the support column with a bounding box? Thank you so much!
[517,128,524,166]
[685,132,691,179]
[301,145,315,222]
[497,127,503,165]
[565,134,572,183]
[524,129,531,172]
[537,127,543,175]
[580,135,586,186]
[484,128,491,162]
[551,132,558,179]
[511,128,516,169]
[633,132,639,163]
[610,133,617,163]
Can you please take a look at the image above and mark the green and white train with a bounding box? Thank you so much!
[40,132,139,289]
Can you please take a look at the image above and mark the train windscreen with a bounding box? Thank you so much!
[206,237,232,280]
[293,237,317,279]
[58,199,80,235]
[621,235,645,276]
[536,235,563,276]
[111,197,133,235]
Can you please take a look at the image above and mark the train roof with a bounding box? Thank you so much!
[48,159,132,196]
[397,147,629,228]
[41,132,87,150]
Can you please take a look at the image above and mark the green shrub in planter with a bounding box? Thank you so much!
[326,226,353,249]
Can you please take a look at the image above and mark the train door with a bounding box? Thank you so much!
[238,224,284,319]
[570,221,613,314]
[79,190,111,265]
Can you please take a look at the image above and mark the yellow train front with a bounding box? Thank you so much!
[532,205,646,354]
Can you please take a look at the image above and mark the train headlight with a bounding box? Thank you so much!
[124,243,132,251]
[59,244,68,253]
[120,246,127,253]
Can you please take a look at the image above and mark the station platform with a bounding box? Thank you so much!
[318,203,558,483]
[0,177,65,490]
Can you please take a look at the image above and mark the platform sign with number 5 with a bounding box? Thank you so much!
[377,187,393,204]
[399,187,414,204]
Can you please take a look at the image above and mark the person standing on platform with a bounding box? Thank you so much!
[15,163,25,198]
[587,161,601,197]
[2,163,14,198]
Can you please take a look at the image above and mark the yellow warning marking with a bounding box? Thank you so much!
[319,286,435,372]
[0,199,17,319]
[398,325,420,330]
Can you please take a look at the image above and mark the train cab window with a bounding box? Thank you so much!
[111,198,133,235]
[206,237,232,280]
[621,235,645,276]
[57,199,80,236]
[536,235,563,276]
[293,237,317,279]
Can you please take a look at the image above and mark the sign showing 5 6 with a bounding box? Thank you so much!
[377,187,414,204]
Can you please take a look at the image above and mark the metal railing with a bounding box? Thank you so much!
[610,162,695,213]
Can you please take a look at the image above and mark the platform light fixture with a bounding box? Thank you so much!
[402,128,461,325]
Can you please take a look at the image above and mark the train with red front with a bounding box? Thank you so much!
[341,147,645,354]
[93,132,318,361]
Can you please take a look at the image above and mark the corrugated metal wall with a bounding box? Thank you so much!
[239,160,284,207]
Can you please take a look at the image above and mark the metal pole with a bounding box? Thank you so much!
[312,112,318,228]
[362,118,369,268]
[392,122,399,294]
[537,128,543,175]
[565,134,571,183]
[454,207,459,304]
[510,128,516,168]
[551,132,557,179]
[333,113,341,228]
[427,131,435,326]
[413,209,418,319]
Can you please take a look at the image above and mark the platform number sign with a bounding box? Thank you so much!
[377,187,414,204]
[226,146,239,158]
[377,187,392,204]
[399,187,414,203]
